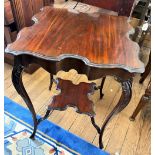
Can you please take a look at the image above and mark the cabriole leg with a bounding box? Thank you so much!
[99,78,132,149]
[12,58,38,139]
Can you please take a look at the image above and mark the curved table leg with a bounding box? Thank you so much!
[139,53,151,84]
[129,96,146,121]
[49,73,53,90]
[38,109,52,124]
[91,117,101,134]
[100,77,106,99]
[12,59,38,139]
[99,78,132,149]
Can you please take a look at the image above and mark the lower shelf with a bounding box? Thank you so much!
[48,78,96,117]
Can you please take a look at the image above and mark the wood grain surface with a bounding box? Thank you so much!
[4,0,14,25]
[48,78,96,116]
[9,0,54,30]
[6,6,144,73]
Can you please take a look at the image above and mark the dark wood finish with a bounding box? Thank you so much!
[4,0,14,25]
[9,0,33,30]
[132,0,150,24]
[4,26,16,66]
[132,0,151,43]
[49,73,53,90]
[130,80,151,121]
[24,64,41,74]
[93,76,106,99]
[4,0,17,44]
[6,6,145,149]
[5,0,50,73]
[74,0,135,16]
[73,1,118,16]
[99,78,132,148]
[44,0,53,6]
[31,0,44,14]
[91,78,132,148]
[4,28,39,73]
[4,1,16,66]
[49,75,106,99]
[48,78,96,116]
[91,117,101,134]
[6,7,144,74]
[4,27,12,44]
[48,76,132,149]
[12,57,38,139]
[140,53,151,84]
[4,54,14,65]
[100,77,106,99]
[9,0,53,30]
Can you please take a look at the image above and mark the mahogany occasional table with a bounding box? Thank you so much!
[5,6,144,149]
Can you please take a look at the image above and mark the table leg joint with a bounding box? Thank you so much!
[37,109,52,125]
[91,117,101,134]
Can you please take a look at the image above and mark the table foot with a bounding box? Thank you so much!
[129,116,135,121]
[12,58,38,139]
[30,129,37,139]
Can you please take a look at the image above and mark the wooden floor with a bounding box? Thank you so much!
[4,49,150,155]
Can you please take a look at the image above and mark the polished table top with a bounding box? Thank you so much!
[5,6,144,73]
[5,4,145,149]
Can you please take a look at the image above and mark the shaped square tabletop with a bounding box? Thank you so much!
[5,6,144,73]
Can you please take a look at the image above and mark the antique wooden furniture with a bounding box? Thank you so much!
[130,80,151,121]
[48,1,116,94]
[132,0,151,42]
[59,0,137,94]
[129,1,151,121]
[4,0,54,73]
[73,0,136,16]
[138,2,151,83]
[140,53,151,83]
[5,6,144,149]
[4,0,17,64]
[132,0,150,21]
[9,0,53,30]
[48,78,96,116]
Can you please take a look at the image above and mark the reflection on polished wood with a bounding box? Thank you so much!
[6,7,144,73]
